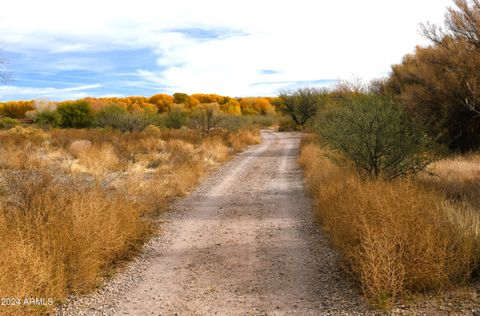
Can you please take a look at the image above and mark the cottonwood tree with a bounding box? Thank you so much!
[278,87,328,126]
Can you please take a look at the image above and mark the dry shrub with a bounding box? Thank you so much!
[0,165,148,314]
[164,139,197,165]
[142,124,161,136]
[299,138,479,308]
[68,139,92,158]
[420,153,480,208]
[76,143,124,176]
[200,136,229,163]
[7,126,50,143]
[228,128,260,152]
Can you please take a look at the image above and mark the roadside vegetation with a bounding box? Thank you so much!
[291,0,480,309]
[0,92,273,315]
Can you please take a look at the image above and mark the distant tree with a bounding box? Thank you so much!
[93,105,153,132]
[239,98,273,115]
[220,99,242,115]
[149,94,173,112]
[173,92,189,104]
[165,104,188,129]
[0,101,34,118]
[191,94,227,104]
[34,110,63,128]
[278,88,328,126]
[57,100,94,128]
[173,93,199,108]
[190,103,222,134]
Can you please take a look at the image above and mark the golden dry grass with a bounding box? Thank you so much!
[0,126,259,315]
[299,136,480,308]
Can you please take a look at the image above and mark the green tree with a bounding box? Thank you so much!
[278,88,328,126]
[165,105,187,129]
[173,92,189,104]
[57,100,94,128]
[34,110,63,128]
[316,95,437,180]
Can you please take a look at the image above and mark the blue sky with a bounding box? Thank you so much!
[0,0,453,101]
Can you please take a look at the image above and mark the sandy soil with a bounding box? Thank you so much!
[64,130,369,315]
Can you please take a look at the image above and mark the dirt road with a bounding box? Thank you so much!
[65,130,368,315]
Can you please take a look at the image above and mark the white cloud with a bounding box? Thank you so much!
[0,84,102,101]
[0,0,454,97]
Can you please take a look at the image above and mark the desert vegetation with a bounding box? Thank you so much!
[0,120,260,315]
[1,1,480,314]
[299,136,479,308]
[374,0,480,152]
[292,1,480,309]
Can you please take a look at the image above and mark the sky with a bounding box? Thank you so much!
[0,0,453,101]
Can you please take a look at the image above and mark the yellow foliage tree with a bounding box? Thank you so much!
[149,94,174,112]
[191,94,227,104]
[239,97,273,115]
[0,101,34,118]
[220,99,241,115]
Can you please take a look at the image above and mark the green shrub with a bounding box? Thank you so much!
[57,100,94,128]
[248,115,274,127]
[93,105,154,132]
[218,115,275,131]
[217,115,250,131]
[165,107,187,129]
[0,117,20,129]
[94,105,127,128]
[34,110,62,128]
[189,103,221,134]
[277,117,300,132]
[316,95,438,180]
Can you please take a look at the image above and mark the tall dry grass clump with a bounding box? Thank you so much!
[227,128,260,152]
[0,158,148,315]
[299,138,480,308]
[420,153,480,208]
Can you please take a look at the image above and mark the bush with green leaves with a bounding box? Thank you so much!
[57,100,94,128]
[217,115,272,131]
[165,106,188,129]
[93,105,154,132]
[316,95,438,180]
[34,110,62,128]
[278,87,329,127]
[0,117,20,129]
[189,103,222,134]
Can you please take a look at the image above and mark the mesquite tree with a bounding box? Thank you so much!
[278,88,328,126]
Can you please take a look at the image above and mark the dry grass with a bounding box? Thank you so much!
[299,136,480,308]
[420,153,480,208]
[0,126,259,315]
